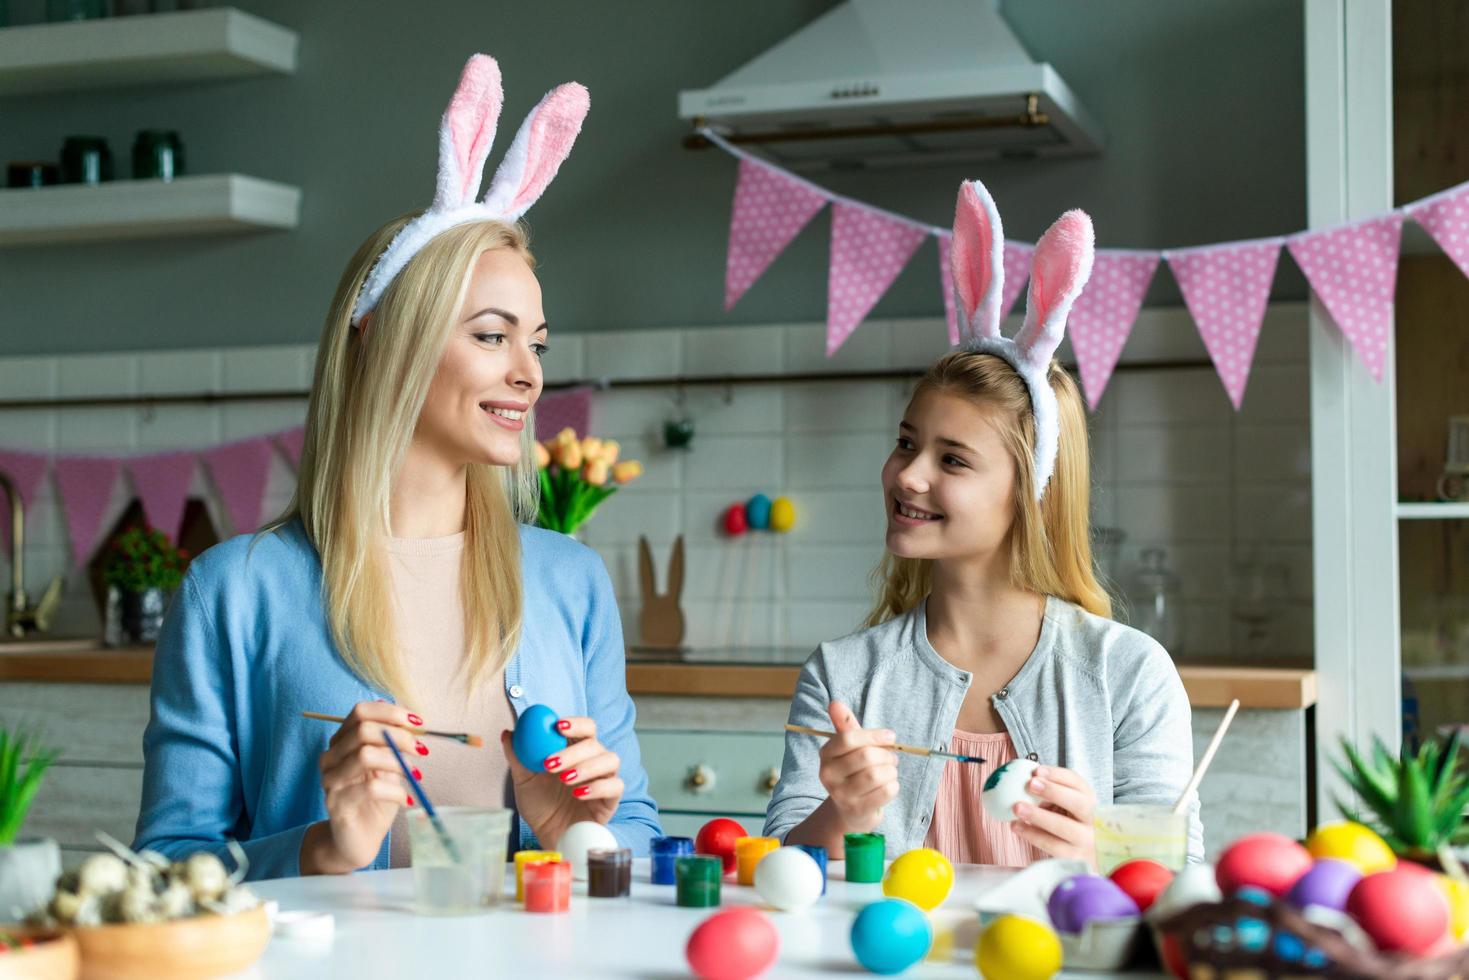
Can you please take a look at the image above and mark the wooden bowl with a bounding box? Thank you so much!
[0,925,81,980]
[68,905,270,980]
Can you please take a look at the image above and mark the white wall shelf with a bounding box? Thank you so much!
[0,8,296,96]
[0,174,300,246]
[1396,501,1469,520]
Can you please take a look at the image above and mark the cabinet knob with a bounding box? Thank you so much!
[761,767,780,794]
[687,764,716,793]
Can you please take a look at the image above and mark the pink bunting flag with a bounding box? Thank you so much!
[0,450,48,554]
[277,428,305,468]
[1406,182,1469,280]
[828,202,928,356]
[939,237,1034,346]
[127,451,196,543]
[1066,250,1160,409]
[534,387,593,441]
[1165,237,1283,409]
[938,234,959,346]
[1287,213,1404,382]
[53,457,121,566]
[203,438,273,536]
[725,158,829,311]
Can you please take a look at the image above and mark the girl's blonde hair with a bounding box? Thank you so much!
[865,350,1110,627]
[264,215,540,702]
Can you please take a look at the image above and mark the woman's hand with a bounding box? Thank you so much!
[301,701,426,875]
[817,700,899,834]
[1010,764,1097,866]
[500,716,623,849]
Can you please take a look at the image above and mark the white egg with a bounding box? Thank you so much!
[555,821,619,881]
[981,758,1042,823]
[753,846,823,911]
[1147,862,1222,922]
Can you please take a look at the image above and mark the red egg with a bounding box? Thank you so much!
[1215,833,1312,896]
[696,818,749,875]
[1157,930,1189,980]
[686,908,779,980]
[1109,859,1174,913]
[723,505,748,536]
[1346,868,1450,955]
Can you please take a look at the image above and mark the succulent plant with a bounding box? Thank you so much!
[1333,731,1469,866]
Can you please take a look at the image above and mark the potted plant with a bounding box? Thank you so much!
[1333,731,1469,872]
[0,725,61,921]
[534,428,643,538]
[100,524,187,646]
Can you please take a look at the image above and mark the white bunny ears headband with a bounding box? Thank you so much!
[949,179,1095,499]
[351,55,590,327]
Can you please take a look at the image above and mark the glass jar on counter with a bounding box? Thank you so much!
[1133,547,1185,656]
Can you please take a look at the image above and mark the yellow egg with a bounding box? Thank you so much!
[882,848,954,911]
[976,915,1062,980]
[1438,873,1469,942]
[1306,821,1397,874]
[769,496,796,532]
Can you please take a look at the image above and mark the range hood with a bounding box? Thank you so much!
[679,0,1104,171]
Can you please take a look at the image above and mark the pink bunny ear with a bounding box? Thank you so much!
[1014,209,1094,369]
[433,55,505,211]
[482,82,590,221]
[950,180,1006,341]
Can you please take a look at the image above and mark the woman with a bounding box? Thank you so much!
[134,55,660,878]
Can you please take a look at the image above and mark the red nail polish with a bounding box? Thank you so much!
[406,795,415,806]
[573,786,590,798]
[415,741,429,756]
[559,769,578,784]
[407,713,424,726]
[556,720,571,731]
[544,756,561,771]
[411,768,422,781]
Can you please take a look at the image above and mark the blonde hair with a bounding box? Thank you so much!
[865,351,1110,627]
[264,215,540,702]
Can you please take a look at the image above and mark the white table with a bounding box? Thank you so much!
[248,860,1161,978]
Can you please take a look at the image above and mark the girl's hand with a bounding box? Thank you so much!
[303,701,426,875]
[500,716,623,849]
[1010,764,1097,866]
[817,700,899,833]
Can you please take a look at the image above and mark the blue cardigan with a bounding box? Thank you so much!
[133,519,661,880]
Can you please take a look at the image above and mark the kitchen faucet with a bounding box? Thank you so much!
[0,469,64,639]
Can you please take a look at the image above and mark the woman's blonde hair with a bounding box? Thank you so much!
[265,215,540,702]
[865,351,1110,627]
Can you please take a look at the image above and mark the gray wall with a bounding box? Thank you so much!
[0,0,1304,357]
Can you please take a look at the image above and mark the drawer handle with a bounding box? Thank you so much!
[686,764,716,793]
[761,767,780,794]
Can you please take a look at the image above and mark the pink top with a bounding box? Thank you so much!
[923,729,1045,867]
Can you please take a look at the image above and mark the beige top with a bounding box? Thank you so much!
[385,531,515,868]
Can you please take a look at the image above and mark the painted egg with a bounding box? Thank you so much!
[881,848,954,911]
[769,496,796,532]
[1285,858,1361,912]
[850,898,932,975]
[1109,859,1174,913]
[745,493,773,530]
[556,821,618,881]
[1045,874,1139,934]
[975,914,1063,980]
[686,908,779,980]
[753,846,823,911]
[1148,863,1222,921]
[1346,867,1450,955]
[696,818,748,875]
[1437,873,1469,942]
[1215,833,1313,896]
[981,758,1041,823]
[1306,821,1396,875]
[722,504,748,536]
[511,703,568,771]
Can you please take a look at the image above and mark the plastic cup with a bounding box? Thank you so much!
[408,806,511,915]
[1093,803,1188,873]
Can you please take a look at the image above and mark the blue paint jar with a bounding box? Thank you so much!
[651,835,694,885]
[792,844,828,894]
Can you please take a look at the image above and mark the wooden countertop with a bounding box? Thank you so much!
[0,643,1318,709]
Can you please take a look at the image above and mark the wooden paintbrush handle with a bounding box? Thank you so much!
[783,723,933,758]
[301,711,431,737]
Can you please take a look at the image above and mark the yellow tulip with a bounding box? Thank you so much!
[601,439,621,465]
[584,460,610,486]
[556,440,583,469]
[554,427,578,446]
[612,460,642,484]
[533,441,551,469]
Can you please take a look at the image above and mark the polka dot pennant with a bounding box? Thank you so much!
[532,387,592,441]
[724,158,829,311]
[0,450,48,555]
[938,233,958,345]
[1066,250,1160,410]
[938,235,1034,347]
[54,457,122,566]
[1286,213,1404,383]
[1165,238,1283,410]
[126,451,197,544]
[1406,182,1469,280]
[827,202,928,357]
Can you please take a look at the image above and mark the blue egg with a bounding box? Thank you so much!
[850,899,931,975]
[512,703,568,770]
[745,493,773,530]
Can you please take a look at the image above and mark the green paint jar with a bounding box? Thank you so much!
[675,854,721,907]
[844,832,886,883]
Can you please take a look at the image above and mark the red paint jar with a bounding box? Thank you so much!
[523,859,571,913]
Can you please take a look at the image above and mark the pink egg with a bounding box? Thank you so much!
[1215,833,1313,897]
[686,908,779,980]
[1346,868,1449,955]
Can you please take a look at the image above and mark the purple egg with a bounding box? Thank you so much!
[1046,874,1141,934]
[1285,859,1362,912]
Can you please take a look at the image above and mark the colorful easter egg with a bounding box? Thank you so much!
[770,496,796,532]
[1046,874,1139,934]
[850,899,932,975]
[981,758,1042,823]
[1306,821,1396,875]
[976,914,1062,980]
[753,847,823,912]
[1109,859,1174,914]
[1285,858,1361,912]
[881,848,953,911]
[744,494,772,530]
[511,703,567,770]
[686,907,779,980]
[722,504,748,536]
[1215,833,1312,897]
[1346,867,1450,955]
[696,818,748,875]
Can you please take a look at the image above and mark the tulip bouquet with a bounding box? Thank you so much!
[534,428,643,536]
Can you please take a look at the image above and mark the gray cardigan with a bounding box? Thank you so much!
[763,595,1205,863]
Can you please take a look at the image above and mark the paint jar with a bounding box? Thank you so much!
[587,848,632,898]
[844,832,886,883]
[734,836,780,886]
[651,835,694,885]
[514,849,560,903]
[675,855,722,908]
[523,859,571,913]
[793,844,828,894]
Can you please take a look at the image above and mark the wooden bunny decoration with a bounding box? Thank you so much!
[637,535,686,650]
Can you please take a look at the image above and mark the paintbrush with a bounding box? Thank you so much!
[301,711,483,748]
[784,723,986,765]
[382,733,462,865]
